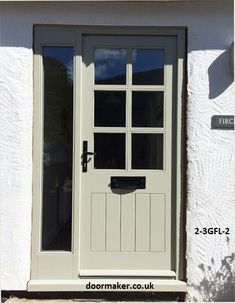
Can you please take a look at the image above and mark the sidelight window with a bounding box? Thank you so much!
[41,47,73,251]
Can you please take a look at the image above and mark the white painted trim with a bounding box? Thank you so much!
[28,279,186,292]
[79,270,176,277]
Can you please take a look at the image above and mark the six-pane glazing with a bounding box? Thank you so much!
[93,47,165,170]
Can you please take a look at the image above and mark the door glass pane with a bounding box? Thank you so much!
[132,91,164,127]
[95,49,126,84]
[132,134,163,169]
[94,133,125,169]
[42,47,73,251]
[95,91,126,127]
[132,49,164,85]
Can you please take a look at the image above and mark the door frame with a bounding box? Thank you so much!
[31,25,186,287]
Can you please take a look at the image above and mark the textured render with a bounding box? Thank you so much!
[0,0,234,301]
[186,48,235,301]
[187,46,235,298]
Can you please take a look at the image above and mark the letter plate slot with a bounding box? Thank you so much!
[110,176,146,189]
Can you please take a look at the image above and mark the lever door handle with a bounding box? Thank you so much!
[84,152,96,156]
[82,141,96,172]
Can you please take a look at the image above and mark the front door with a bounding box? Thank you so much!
[80,35,176,276]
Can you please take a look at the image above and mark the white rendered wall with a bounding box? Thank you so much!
[0,1,234,301]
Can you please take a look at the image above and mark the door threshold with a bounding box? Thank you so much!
[79,270,176,277]
[28,279,186,292]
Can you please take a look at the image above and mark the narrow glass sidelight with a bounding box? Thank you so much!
[41,47,73,251]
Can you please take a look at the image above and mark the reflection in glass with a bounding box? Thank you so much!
[132,91,164,127]
[95,91,126,127]
[132,134,163,169]
[95,49,126,84]
[42,47,73,251]
[94,133,125,169]
[132,49,164,85]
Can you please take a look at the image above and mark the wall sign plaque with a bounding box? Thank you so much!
[211,115,234,130]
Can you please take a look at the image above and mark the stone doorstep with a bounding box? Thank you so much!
[4,300,179,303]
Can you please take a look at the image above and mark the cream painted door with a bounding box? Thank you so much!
[80,35,176,276]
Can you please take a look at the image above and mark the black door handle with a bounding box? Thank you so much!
[84,152,96,156]
[82,141,96,172]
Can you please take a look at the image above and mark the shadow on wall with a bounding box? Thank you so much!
[208,48,234,99]
[189,237,235,302]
